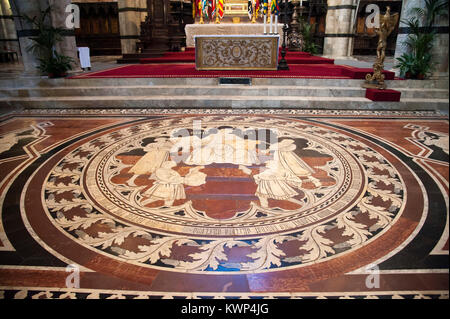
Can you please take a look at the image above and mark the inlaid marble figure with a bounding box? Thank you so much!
[128,138,174,186]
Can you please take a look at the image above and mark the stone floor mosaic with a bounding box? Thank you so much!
[0,110,448,299]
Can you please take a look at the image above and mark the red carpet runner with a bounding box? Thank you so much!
[71,48,396,80]
[70,63,395,80]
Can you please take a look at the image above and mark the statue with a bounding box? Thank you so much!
[363,6,399,90]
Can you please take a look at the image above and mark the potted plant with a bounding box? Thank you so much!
[395,52,416,79]
[299,20,320,55]
[22,6,74,78]
[38,51,74,78]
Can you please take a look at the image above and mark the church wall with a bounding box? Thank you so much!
[73,1,122,56]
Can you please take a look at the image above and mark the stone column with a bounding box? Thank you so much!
[0,0,19,53]
[431,14,449,77]
[47,0,80,71]
[9,0,49,74]
[394,0,448,77]
[323,0,358,59]
[118,0,146,54]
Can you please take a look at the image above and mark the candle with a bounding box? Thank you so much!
[264,14,267,34]
[300,0,303,7]
[275,14,278,34]
[269,14,273,34]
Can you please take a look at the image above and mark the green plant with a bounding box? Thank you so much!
[300,19,319,55]
[411,0,449,29]
[395,52,416,78]
[38,51,74,76]
[22,6,73,77]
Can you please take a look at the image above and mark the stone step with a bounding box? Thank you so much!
[0,77,447,90]
[1,95,447,112]
[394,88,449,99]
[0,85,446,100]
[0,85,369,98]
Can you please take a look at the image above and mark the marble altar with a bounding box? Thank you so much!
[186,23,280,48]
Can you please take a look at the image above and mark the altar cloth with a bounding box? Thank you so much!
[185,23,279,47]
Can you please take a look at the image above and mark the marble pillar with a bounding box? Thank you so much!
[431,14,449,77]
[394,0,448,77]
[9,0,49,74]
[47,0,81,71]
[323,0,358,59]
[0,0,19,53]
[118,0,147,54]
[10,0,81,74]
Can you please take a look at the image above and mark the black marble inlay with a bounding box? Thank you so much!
[219,78,252,86]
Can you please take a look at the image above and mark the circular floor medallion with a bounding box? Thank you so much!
[37,116,408,273]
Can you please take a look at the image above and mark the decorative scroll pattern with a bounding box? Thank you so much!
[196,36,279,70]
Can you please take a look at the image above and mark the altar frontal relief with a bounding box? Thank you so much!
[195,35,279,70]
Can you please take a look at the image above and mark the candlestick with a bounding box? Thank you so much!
[278,0,289,70]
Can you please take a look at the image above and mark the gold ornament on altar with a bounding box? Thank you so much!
[251,1,257,23]
[363,7,399,90]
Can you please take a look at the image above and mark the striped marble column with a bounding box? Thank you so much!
[9,0,47,74]
[47,0,81,71]
[0,0,19,53]
[118,0,147,54]
[394,0,448,77]
[323,0,358,59]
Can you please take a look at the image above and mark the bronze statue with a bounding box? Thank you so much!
[363,6,399,90]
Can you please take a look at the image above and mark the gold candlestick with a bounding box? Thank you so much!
[362,7,399,90]
[251,2,256,23]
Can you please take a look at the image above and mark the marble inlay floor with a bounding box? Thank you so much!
[0,109,448,300]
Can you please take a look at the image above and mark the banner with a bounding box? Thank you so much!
[263,0,268,15]
[202,0,209,19]
[193,0,201,18]
[270,0,279,15]
[218,0,224,19]
[211,0,216,21]
[248,0,253,20]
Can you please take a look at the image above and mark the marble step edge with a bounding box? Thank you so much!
[1,101,444,113]
[1,85,448,92]
[0,96,447,113]
[0,77,447,89]
[1,95,448,102]
[0,87,446,99]
[0,87,367,99]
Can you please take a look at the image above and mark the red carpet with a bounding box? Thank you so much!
[139,49,335,65]
[70,63,395,80]
[366,88,402,101]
